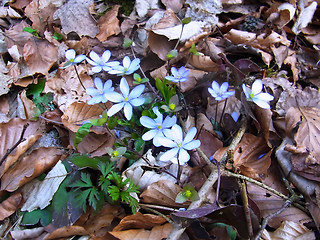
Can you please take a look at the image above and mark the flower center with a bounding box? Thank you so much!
[70,58,74,63]
[124,97,129,102]
[157,125,162,130]
[177,142,182,148]
[124,67,128,72]
[169,103,176,110]
[249,93,255,98]
[184,190,192,198]
[112,151,119,157]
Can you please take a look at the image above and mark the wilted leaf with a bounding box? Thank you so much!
[161,0,183,12]
[148,31,176,61]
[110,223,173,240]
[292,2,317,35]
[0,192,22,221]
[275,3,296,27]
[53,0,99,38]
[140,180,186,208]
[1,147,64,192]
[21,161,67,212]
[224,29,256,45]
[96,5,121,42]
[10,227,46,240]
[233,133,272,180]
[0,118,41,178]
[135,0,159,17]
[45,226,89,239]
[113,212,166,231]
[189,55,220,72]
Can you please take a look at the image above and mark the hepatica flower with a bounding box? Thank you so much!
[208,81,235,101]
[158,125,201,165]
[86,50,120,73]
[62,49,86,68]
[161,95,182,113]
[109,56,140,75]
[107,77,145,120]
[86,78,114,105]
[242,79,274,109]
[165,66,190,83]
[106,146,127,161]
[140,106,177,147]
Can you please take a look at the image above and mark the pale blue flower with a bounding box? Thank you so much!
[62,49,86,68]
[208,81,235,101]
[106,77,145,120]
[231,112,239,122]
[165,66,190,83]
[86,78,114,105]
[158,125,201,165]
[242,79,274,109]
[86,50,120,73]
[108,56,140,75]
[140,107,177,147]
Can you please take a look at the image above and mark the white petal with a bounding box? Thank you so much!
[211,81,220,92]
[89,51,100,63]
[130,97,144,106]
[129,84,145,99]
[153,132,165,147]
[242,84,251,99]
[140,116,157,128]
[86,88,100,96]
[171,67,178,76]
[142,129,158,141]
[159,148,179,162]
[182,127,197,145]
[94,78,103,90]
[106,92,123,103]
[158,137,177,148]
[162,115,176,128]
[208,88,218,98]
[102,50,111,63]
[92,66,102,73]
[120,77,130,97]
[86,57,97,66]
[122,56,131,68]
[103,80,113,92]
[256,92,274,101]
[74,55,86,63]
[252,98,271,109]
[183,139,201,150]
[251,80,262,95]
[178,148,190,164]
[107,102,125,116]
[153,107,163,124]
[165,76,177,82]
[220,82,229,93]
[123,103,133,120]
[167,124,182,143]
[65,49,75,60]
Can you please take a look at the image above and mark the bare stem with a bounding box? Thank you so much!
[74,65,86,90]
[240,181,254,239]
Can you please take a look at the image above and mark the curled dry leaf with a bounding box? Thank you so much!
[224,29,256,45]
[53,0,99,38]
[10,227,46,240]
[140,180,186,208]
[0,192,22,221]
[135,0,159,17]
[189,55,220,72]
[148,31,176,61]
[292,1,317,35]
[275,3,296,28]
[110,223,173,240]
[161,0,183,12]
[61,101,106,132]
[96,5,121,42]
[145,9,179,30]
[262,220,315,240]
[45,226,89,240]
[113,212,166,231]
[233,133,272,180]
[285,106,320,181]
[1,147,64,192]
[0,118,41,178]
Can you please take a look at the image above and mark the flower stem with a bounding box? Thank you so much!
[215,101,219,126]
[219,98,228,125]
[73,65,86,90]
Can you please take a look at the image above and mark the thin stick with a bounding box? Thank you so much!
[74,65,86,90]
[240,181,254,239]
[0,123,29,166]
[140,206,174,224]
[219,98,228,125]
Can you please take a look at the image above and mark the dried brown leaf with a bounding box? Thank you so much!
[148,31,176,61]
[46,226,89,239]
[233,133,272,180]
[189,55,220,72]
[0,192,22,221]
[0,118,41,177]
[113,212,166,232]
[224,29,256,45]
[96,5,121,42]
[292,1,317,35]
[161,0,182,12]
[53,0,99,38]
[1,147,64,192]
[110,223,173,240]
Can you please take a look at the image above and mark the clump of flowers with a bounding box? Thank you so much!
[165,66,190,83]
[86,78,114,105]
[242,79,274,109]
[107,77,145,120]
[109,56,140,75]
[62,49,86,68]
[86,50,120,73]
[158,124,201,165]
[106,147,127,161]
[140,107,177,147]
[208,81,235,101]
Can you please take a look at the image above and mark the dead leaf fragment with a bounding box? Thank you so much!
[96,5,121,42]
[0,192,22,221]
[292,1,317,35]
[53,0,99,38]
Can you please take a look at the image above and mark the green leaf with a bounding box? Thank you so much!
[155,78,176,104]
[70,154,109,170]
[134,138,144,152]
[90,111,108,126]
[74,122,92,148]
[117,119,131,127]
[23,27,39,37]
[209,223,237,240]
[189,43,201,56]
[123,38,133,48]
[181,17,191,25]
[21,207,52,226]
[108,115,118,130]
[166,49,178,60]
[53,32,63,41]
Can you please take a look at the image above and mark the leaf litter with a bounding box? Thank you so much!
[0,0,320,239]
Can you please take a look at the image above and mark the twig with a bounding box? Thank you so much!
[240,181,254,239]
[74,65,86,90]
[0,123,29,166]
[38,115,63,125]
[140,205,174,224]
[139,203,179,212]
[219,98,228,125]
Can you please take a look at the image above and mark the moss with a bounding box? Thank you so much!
[104,0,135,16]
